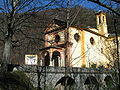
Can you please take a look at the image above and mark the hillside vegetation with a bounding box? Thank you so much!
[0,71,34,90]
[0,6,119,64]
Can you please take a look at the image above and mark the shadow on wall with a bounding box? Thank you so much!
[104,75,114,89]
[55,76,76,90]
[84,76,99,90]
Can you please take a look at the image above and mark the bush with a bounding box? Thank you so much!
[0,71,35,90]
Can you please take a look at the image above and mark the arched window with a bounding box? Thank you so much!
[55,34,60,43]
[74,33,80,42]
[84,76,99,90]
[42,51,50,66]
[103,16,104,22]
[99,16,101,24]
[90,37,95,45]
[52,51,61,66]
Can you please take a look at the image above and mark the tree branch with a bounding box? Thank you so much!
[111,0,120,3]
[19,29,44,42]
[88,0,120,16]
[0,38,4,42]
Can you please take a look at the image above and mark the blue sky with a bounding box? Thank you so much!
[79,0,107,11]
[51,0,110,11]
[0,0,118,13]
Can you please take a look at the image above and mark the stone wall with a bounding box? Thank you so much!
[18,65,118,90]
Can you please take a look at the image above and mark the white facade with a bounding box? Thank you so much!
[67,27,109,67]
[40,12,119,68]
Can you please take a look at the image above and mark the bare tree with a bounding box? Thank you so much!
[87,0,120,16]
[87,0,120,88]
[0,0,59,72]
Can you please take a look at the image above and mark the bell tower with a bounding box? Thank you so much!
[96,11,108,37]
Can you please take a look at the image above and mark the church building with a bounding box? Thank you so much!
[39,11,119,68]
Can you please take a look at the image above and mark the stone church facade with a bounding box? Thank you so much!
[22,11,120,90]
[39,11,119,68]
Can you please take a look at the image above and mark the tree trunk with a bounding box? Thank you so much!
[1,37,12,72]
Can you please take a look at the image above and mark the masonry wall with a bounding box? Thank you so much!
[18,66,118,90]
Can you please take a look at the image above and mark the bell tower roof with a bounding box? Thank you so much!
[95,10,106,15]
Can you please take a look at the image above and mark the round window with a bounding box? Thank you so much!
[74,33,80,42]
[90,37,95,45]
[55,35,60,43]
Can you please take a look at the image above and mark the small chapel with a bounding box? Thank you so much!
[39,11,119,68]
